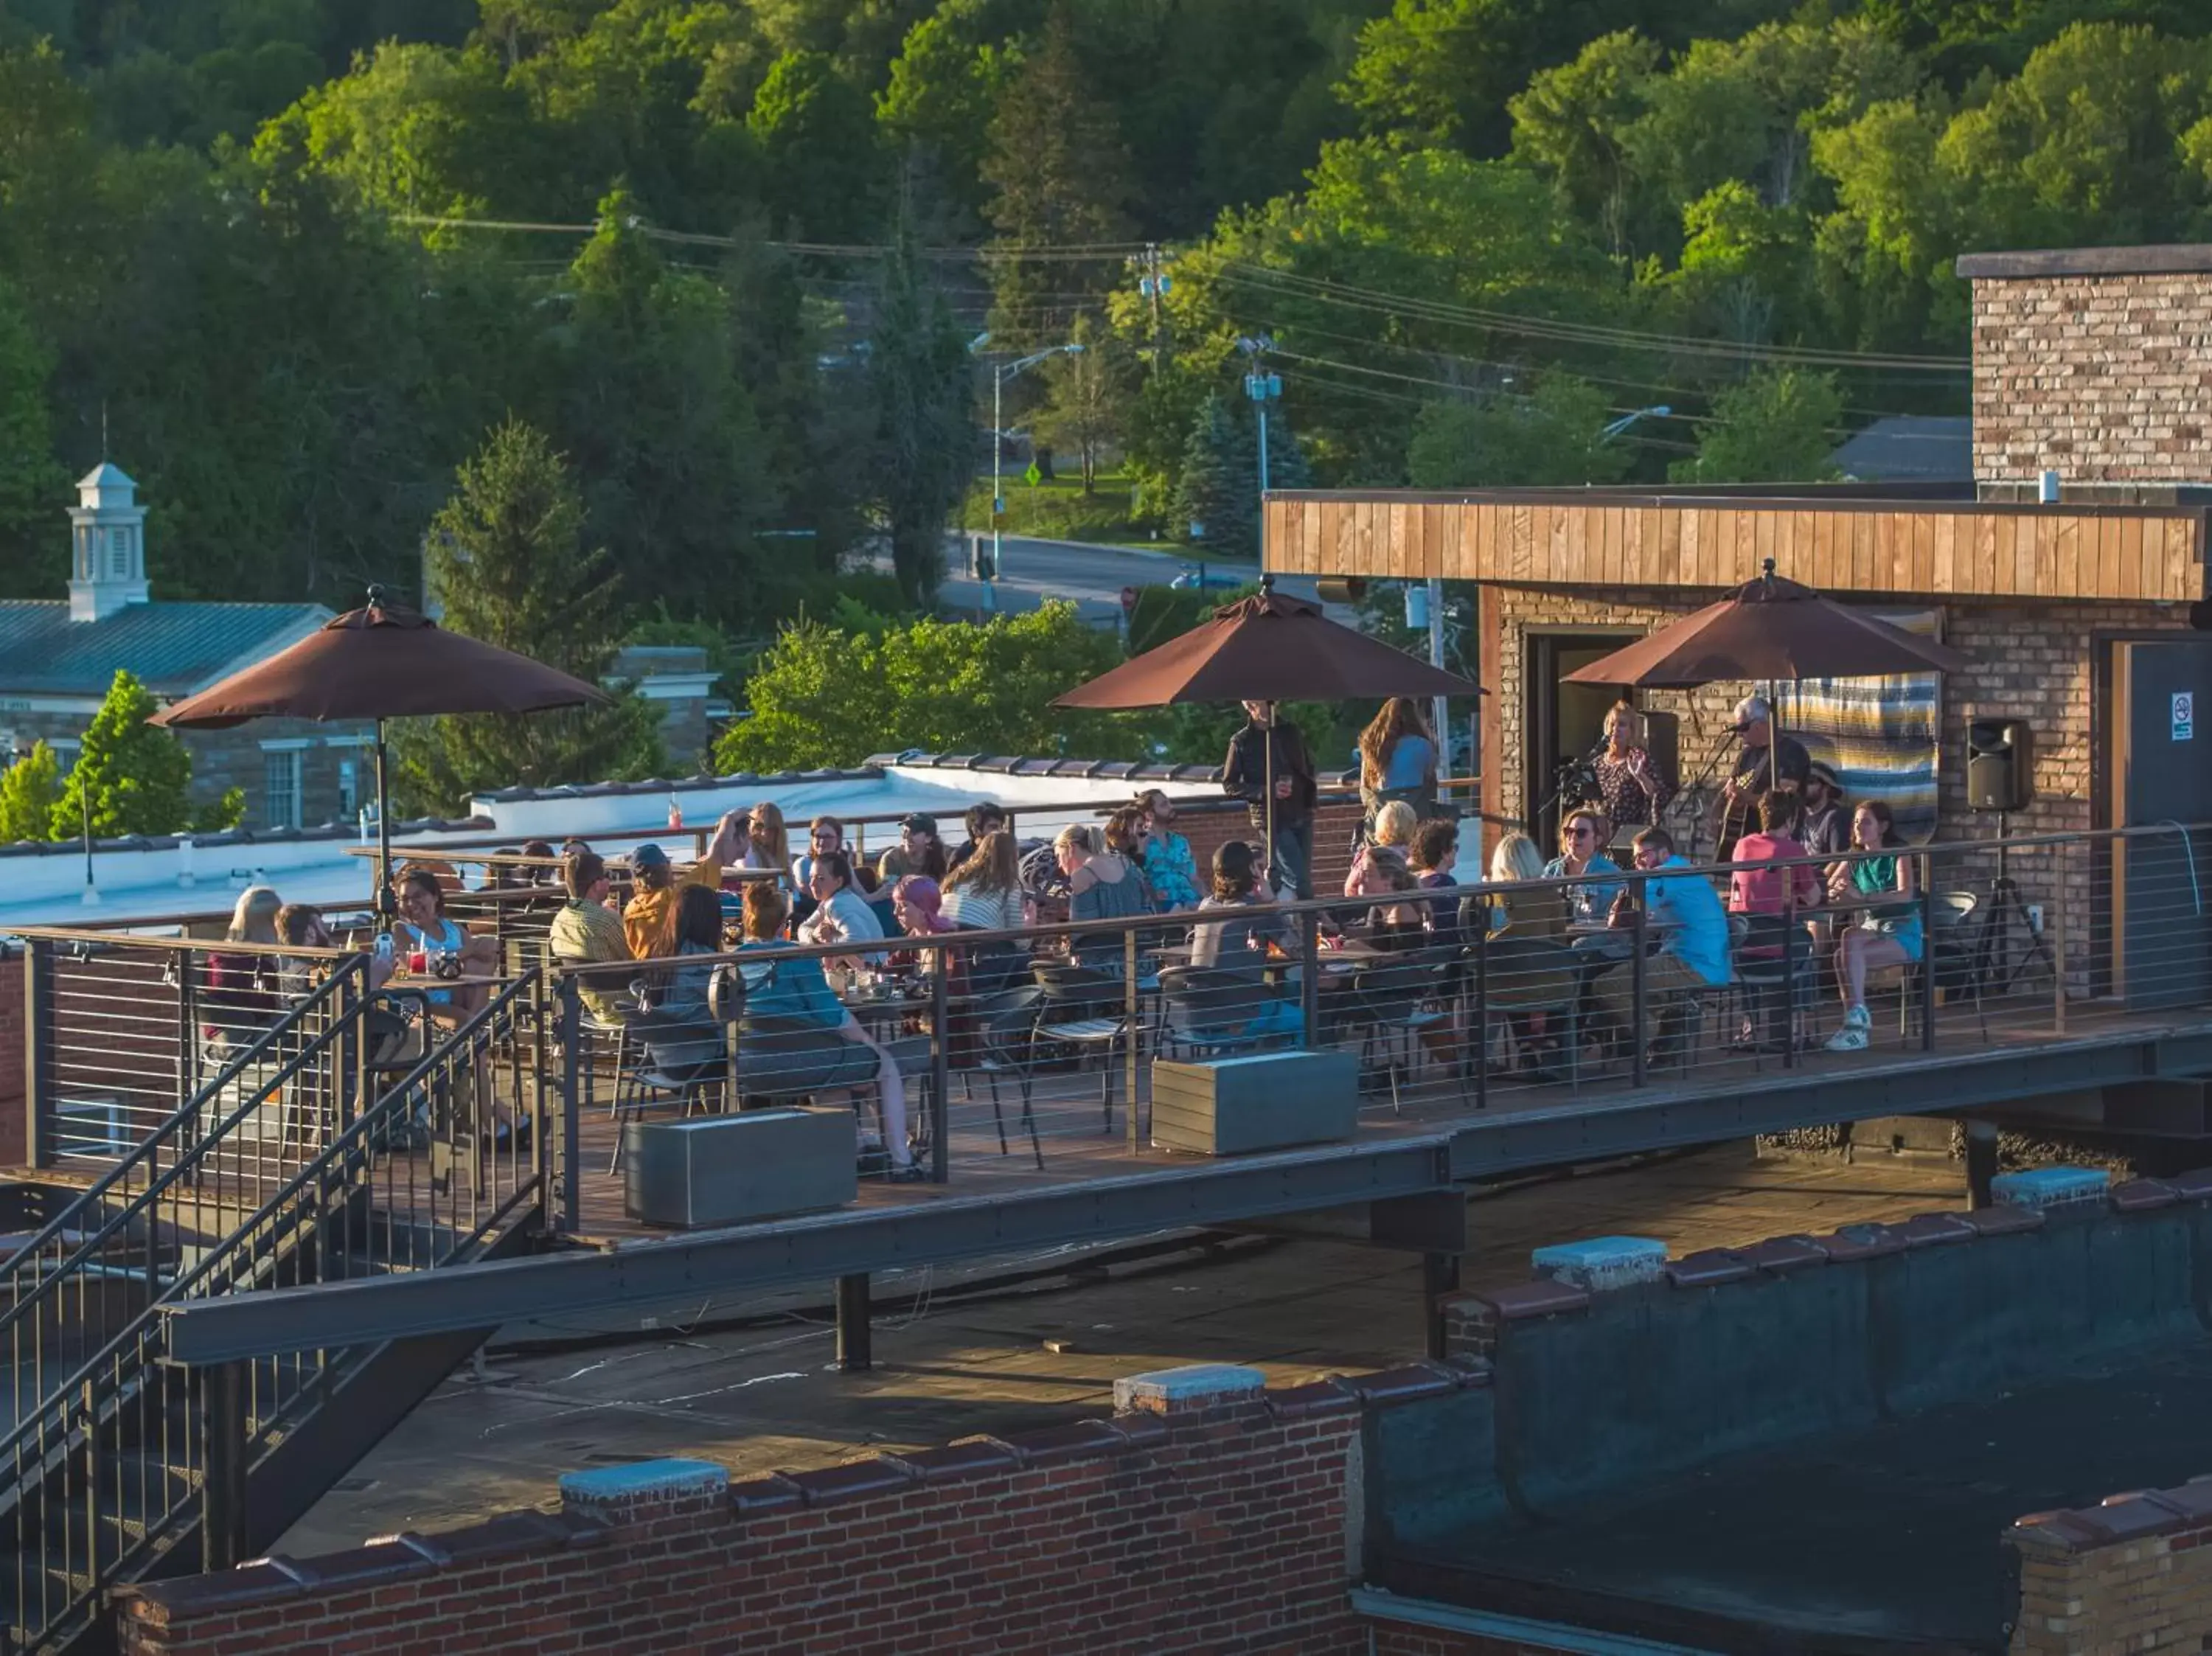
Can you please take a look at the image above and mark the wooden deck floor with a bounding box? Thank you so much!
[560,983,2174,1247]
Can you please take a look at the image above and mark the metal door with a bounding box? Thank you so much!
[2112,640,2212,1009]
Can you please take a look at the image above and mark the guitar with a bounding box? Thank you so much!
[1715,749,1800,853]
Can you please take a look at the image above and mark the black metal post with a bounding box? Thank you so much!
[1422,1250,1461,1361]
[1123,928,1140,1151]
[835,1273,872,1372]
[1299,905,1321,1048]
[1919,853,1938,1052]
[373,715,394,931]
[25,939,53,1169]
[201,1360,249,1571]
[1965,1119,1999,1209]
[557,975,582,1236]
[1471,910,1488,1110]
[931,952,951,1183]
[1781,879,1798,1070]
[1630,875,1648,1090]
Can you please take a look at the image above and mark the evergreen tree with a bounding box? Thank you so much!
[1265,403,1313,492]
[0,740,60,843]
[980,5,1135,347]
[393,418,664,813]
[868,231,973,608]
[1032,315,1130,493]
[52,672,195,839]
[1174,394,1257,557]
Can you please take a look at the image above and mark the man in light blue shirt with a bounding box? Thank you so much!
[1593,826,1732,1065]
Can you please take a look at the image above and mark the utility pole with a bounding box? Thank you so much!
[1138,246,1169,375]
[1238,334,1281,509]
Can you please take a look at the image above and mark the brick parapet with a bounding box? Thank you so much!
[2008,1478,2212,1655]
[111,1362,1492,1656]
[1968,266,2212,484]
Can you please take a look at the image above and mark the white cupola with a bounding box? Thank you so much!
[67,462,150,623]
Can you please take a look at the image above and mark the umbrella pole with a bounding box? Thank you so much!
[1265,700,1278,896]
[375,716,394,931]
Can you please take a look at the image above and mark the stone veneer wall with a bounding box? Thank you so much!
[1969,262,2212,487]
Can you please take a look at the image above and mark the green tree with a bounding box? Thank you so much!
[1406,375,1632,487]
[748,49,880,241]
[980,4,1135,347]
[1032,315,1131,493]
[0,274,60,572]
[1509,30,1665,260]
[867,231,973,608]
[1669,366,1842,483]
[719,603,1133,771]
[0,741,61,843]
[1175,392,1256,555]
[877,0,1019,233]
[392,418,664,813]
[52,671,195,839]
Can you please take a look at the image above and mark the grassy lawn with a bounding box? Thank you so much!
[960,469,1162,546]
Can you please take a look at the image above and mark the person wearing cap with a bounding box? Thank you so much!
[877,813,948,886]
[1797,762,1850,860]
[622,809,748,959]
[1715,694,1810,862]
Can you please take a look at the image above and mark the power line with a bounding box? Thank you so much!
[1217,262,1971,375]
[392,214,1147,262]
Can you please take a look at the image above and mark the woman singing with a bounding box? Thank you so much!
[1590,700,1675,829]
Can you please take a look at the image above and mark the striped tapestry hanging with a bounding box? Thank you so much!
[1776,608,1945,845]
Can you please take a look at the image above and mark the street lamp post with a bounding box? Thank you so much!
[1601,404,1672,442]
[988,341,1084,598]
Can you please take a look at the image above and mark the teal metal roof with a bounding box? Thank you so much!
[0,601,329,697]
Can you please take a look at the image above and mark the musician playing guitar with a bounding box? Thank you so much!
[1714,694,1811,863]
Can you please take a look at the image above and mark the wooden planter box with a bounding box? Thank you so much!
[622,1107,858,1229]
[1150,1051,1360,1155]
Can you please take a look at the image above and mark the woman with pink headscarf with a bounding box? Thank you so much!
[892,875,957,936]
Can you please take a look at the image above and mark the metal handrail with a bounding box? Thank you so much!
[0,954,369,1290]
[544,820,2190,981]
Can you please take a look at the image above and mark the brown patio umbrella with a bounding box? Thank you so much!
[1562,560,1969,851]
[1054,584,1481,874]
[153,588,611,925]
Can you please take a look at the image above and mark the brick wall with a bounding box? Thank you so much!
[116,1363,1475,1656]
[1969,265,2212,486]
[1479,582,2190,992]
[2009,1480,2212,1654]
[1,710,369,834]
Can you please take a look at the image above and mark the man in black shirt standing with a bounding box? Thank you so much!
[1716,694,1810,862]
[1222,700,1318,897]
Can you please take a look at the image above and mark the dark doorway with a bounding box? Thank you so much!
[2107,639,2212,1009]
[1524,630,1640,855]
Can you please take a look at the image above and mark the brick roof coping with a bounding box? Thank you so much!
[1447,1166,2212,1321]
[1958,244,2212,280]
[2011,1475,2212,1554]
[108,1359,1492,1624]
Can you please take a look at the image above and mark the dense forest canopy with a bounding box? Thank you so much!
[2,0,2209,639]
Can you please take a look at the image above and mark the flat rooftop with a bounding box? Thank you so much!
[1380,1340,2212,1655]
[280,1145,1965,1555]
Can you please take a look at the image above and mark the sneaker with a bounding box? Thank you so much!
[1824,1023,1869,1052]
[1843,1003,1871,1029]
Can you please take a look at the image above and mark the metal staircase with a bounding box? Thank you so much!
[0,961,551,1655]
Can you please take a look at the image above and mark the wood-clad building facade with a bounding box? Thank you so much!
[1262,491,2205,605]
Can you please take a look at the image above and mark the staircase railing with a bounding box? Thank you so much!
[0,963,545,1654]
[0,954,373,1649]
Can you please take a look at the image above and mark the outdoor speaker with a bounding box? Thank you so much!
[1966,718,2032,813]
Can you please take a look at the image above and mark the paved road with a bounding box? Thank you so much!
[880,535,1346,626]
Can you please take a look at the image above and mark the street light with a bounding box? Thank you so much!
[983,341,1083,588]
[1601,404,1672,441]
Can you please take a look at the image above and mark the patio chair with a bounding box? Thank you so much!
[1031,960,1135,1135]
[1343,946,1459,1112]
[1472,936,1586,1091]
[1156,964,1292,1062]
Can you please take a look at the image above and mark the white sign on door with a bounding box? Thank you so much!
[2175,690,2196,742]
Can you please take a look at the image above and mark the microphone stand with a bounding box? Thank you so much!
[1674,734,1738,864]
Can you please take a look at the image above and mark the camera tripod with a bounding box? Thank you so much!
[1971,814,2055,995]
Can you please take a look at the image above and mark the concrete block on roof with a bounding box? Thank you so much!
[1992,1167,2110,1211]
[1113,1363,1267,1416]
[1532,1236,1668,1293]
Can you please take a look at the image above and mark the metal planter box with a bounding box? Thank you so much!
[1150,1051,1360,1155]
[622,1107,858,1229]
